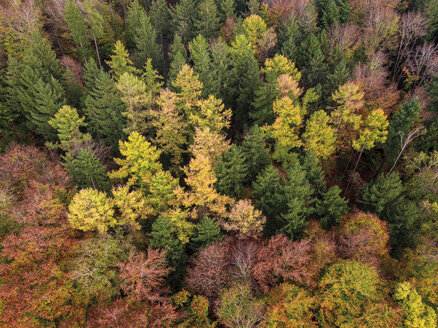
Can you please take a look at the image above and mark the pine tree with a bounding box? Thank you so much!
[211,38,232,102]
[132,9,164,73]
[116,72,149,135]
[279,14,300,62]
[126,0,144,47]
[83,70,126,147]
[220,0,236,20]
[215,145,249,199]
[302,150,327,194]
[168,35,188,82]
[241,125,270,183]
[194,0,221,39]
[316,0,341,29]
[64,149,110,191]
[150,0,171,48]
[106,40,137,80]
[315,186,349,229]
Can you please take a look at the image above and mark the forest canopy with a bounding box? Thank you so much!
[0,0,437,327]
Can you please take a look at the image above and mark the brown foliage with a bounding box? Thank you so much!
[118,247,170,303]
[228,237,262,283]
[185,241,230,298]
[253,234,314,292]
[60,55,84,86]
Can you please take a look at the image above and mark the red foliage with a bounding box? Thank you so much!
[253,234,314,292]
[87,298,178,328]
[118,247,170,303]
[229,237,262,283]
[60,55,84,86]
[185,241,230,298]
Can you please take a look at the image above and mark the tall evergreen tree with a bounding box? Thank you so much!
[64,0,92,62]
[215,145,249,199]
[170,0,196,44]
[83,70,126,147]
[241,125,270,183]
[194,0,221,40]
[315,186,349,229]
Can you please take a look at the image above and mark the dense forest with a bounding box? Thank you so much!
[0,0,437,326]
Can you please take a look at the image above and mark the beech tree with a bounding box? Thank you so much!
[220,199,266,237]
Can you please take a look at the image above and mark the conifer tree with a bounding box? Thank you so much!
[109,131,162,191]
[241,125,270,183]
[280,14,300,62]
[64,149,110,191]
[82,0,105,68]
[229,34,261,126]
[132,9,164,73]
[116,72,149,135]
[220,0,236,20]
[194,0,221,39]
[315,186,349,229]
[150,0,171,48]
[190,216,221,251]
[106,40,137,80]
[170,0,196,44]
[83,70,126,147]
[215,145,249,199]
[64,0,92,62]
[168,35,188,82]
[126,0,144,47]
[189,35,219,97]
[280,162,314,240]
[302,150,327,194]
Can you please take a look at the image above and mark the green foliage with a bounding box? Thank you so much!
[302,150,327,195]
[241,125,270,183]
[316,0,350,29]
[64,0,92,61]
[359,173,403,215]
[64,149,110,191]
[194,0,221,39]
[315,186,349,229]
[215,145,249,199]
[190,216,221,251]
[106,40,137,80]
[83,70,126,147]
[170,0,196,44]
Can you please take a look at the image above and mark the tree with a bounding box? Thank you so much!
[64,0,92,62]
[215,145,249,199]
[172,64,203,121]
[220,0,236,20]
[217,284,264,328]
[220,199,266,237]
[263,283,318,328]
[64,149,110,191]
[194,0,221,39]
[109,131,162,191]
[316,0,350,29]
[185,241,229,298]
[302,150,327,195]
[317,260,399,327]
[171,291,217,328]
[315,186,349,229]
[241,125,270,183]
[229,34,261,125]
[190,216,221,251]
[68,188,115,233]
[116,72,149,135]
[303,110,336,159]
[252,165,288,236]
[189,34,219,97]
[359,173,403,215]
[279,162,314,240]
[48,105,92,154]
[118,247,170,302]
[253,234,314,291]
[106,40,137,80]
[189,127,231,165]
[353,109,389,152]
[126,0,144,47]
[152,89,188,173]
[170,0,196,44]
[133,9,163,73]
[82,0,106,68]
[168,35,188,82]
[150,0,171,54]
[72,236,130,303]
[112,185,150,230]
[83,70,126,147]
[338,212,390,267]
[193,96,232,134]
[393,282,437,328]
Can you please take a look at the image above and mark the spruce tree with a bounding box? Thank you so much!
[280,162,314,240]
[210,38,232,102]
[126,0,144,47]
[315,186,349,229]
[190,216,221,251]
[279,14,300,62]
[194,0,221,39]
[64,149,110,191]
[64,0,92,62]
[241,125,270,183]
[132,9,164,73]
[83,70,126,147]
[302,150,327,194]
[150,0,171,47]
[170,0,196,44]
[189,35,219,97]
[220,0,236,20]
[215,145,249,199]
[106,40,137,80]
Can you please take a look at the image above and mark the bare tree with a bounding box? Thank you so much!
[406,43,438,85]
